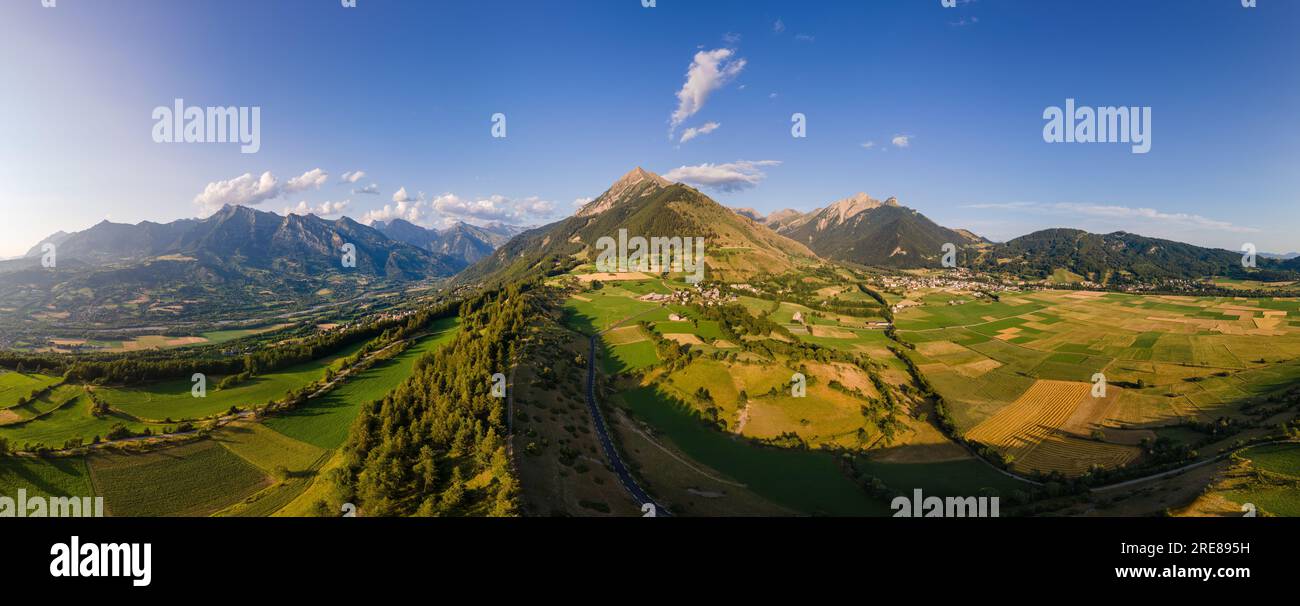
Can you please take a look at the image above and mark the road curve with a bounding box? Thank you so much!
[584,335,669,517]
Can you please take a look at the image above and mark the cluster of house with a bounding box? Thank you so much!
[878,272,1025,294]
[637,284,735,307]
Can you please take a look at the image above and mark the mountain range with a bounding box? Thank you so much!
[760,193,986,269]
[0,205,519,327]
[12,205,464,278]
[454,168,1299,287]
[373,219,523,265]
[6,167,1295,330]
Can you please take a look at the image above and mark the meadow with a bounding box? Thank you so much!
[95,339,367,421]
[562,287,661,333]
[618,385,887,516]
[895,288,1300,475]
[0,457,95,499]
[265,317,462,449]
[0,371,61,407]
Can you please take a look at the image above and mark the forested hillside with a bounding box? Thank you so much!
[332,286,531,516]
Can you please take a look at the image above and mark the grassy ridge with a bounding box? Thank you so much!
[0,372,62,407]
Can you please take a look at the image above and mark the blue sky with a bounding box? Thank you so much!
[1,0,1296,257]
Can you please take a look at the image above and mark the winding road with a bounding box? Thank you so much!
[583,334,668,516]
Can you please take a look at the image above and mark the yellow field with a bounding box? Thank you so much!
[963,379,1142,474]
[663,333,703,345]
[574,271,653,282]
[604,325,648,345]
[1016,435,1140,475]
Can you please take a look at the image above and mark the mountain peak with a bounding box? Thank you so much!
[576,167,673,217]
[824,192,887,224]
[617,166,671,188]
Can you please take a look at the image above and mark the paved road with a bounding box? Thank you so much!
[1090,439,1298,493]
[583,334,668,516]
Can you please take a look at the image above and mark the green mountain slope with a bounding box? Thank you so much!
[458,168,818,286]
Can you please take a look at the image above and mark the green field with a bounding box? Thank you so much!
[1217,436,1300,518]
[210,422,329,518]
[601,340,659,375]
[1,384,83,423]
[0,395,161,449]
[1224,487,1300,517]
[853,457,1024,498]
[89,440,269,516]
[212,421,326,473]
[265,318,461,449]
[619,386,886,515]
[894,288,1300,475]
[1241,443,1300,477]
[562,289,659,333]
[0,457,95,499]
[0,371,61,407]
[95,340,367,421]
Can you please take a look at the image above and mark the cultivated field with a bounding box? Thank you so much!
[0,456,95,499]
[88,440,270,517]
[896,288,1300,475]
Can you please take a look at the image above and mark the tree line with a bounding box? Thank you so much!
[0,302,460,386]
[327,286,528,516]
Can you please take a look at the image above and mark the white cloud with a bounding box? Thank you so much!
[193,171,281,214]
[284,199,351,217]
[773,19,786,33]
[392,187,421,203]
[360,199,428,226]
[723,32,742,45]
[962,201,1260,234]
[432,193,555,223]
[340,170,366,184]
[860,141,875,149]
[891,135,912,148]
[572,197,593,209]
[193,168,334,215]
[794,33,816,43]
[354,183,380,195]
[284,168,329,193]
[679,121,721,144]
[669,48,746,135]
[1051,203,1259,233]
[361,192,559,228]
[663,160,781,193]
